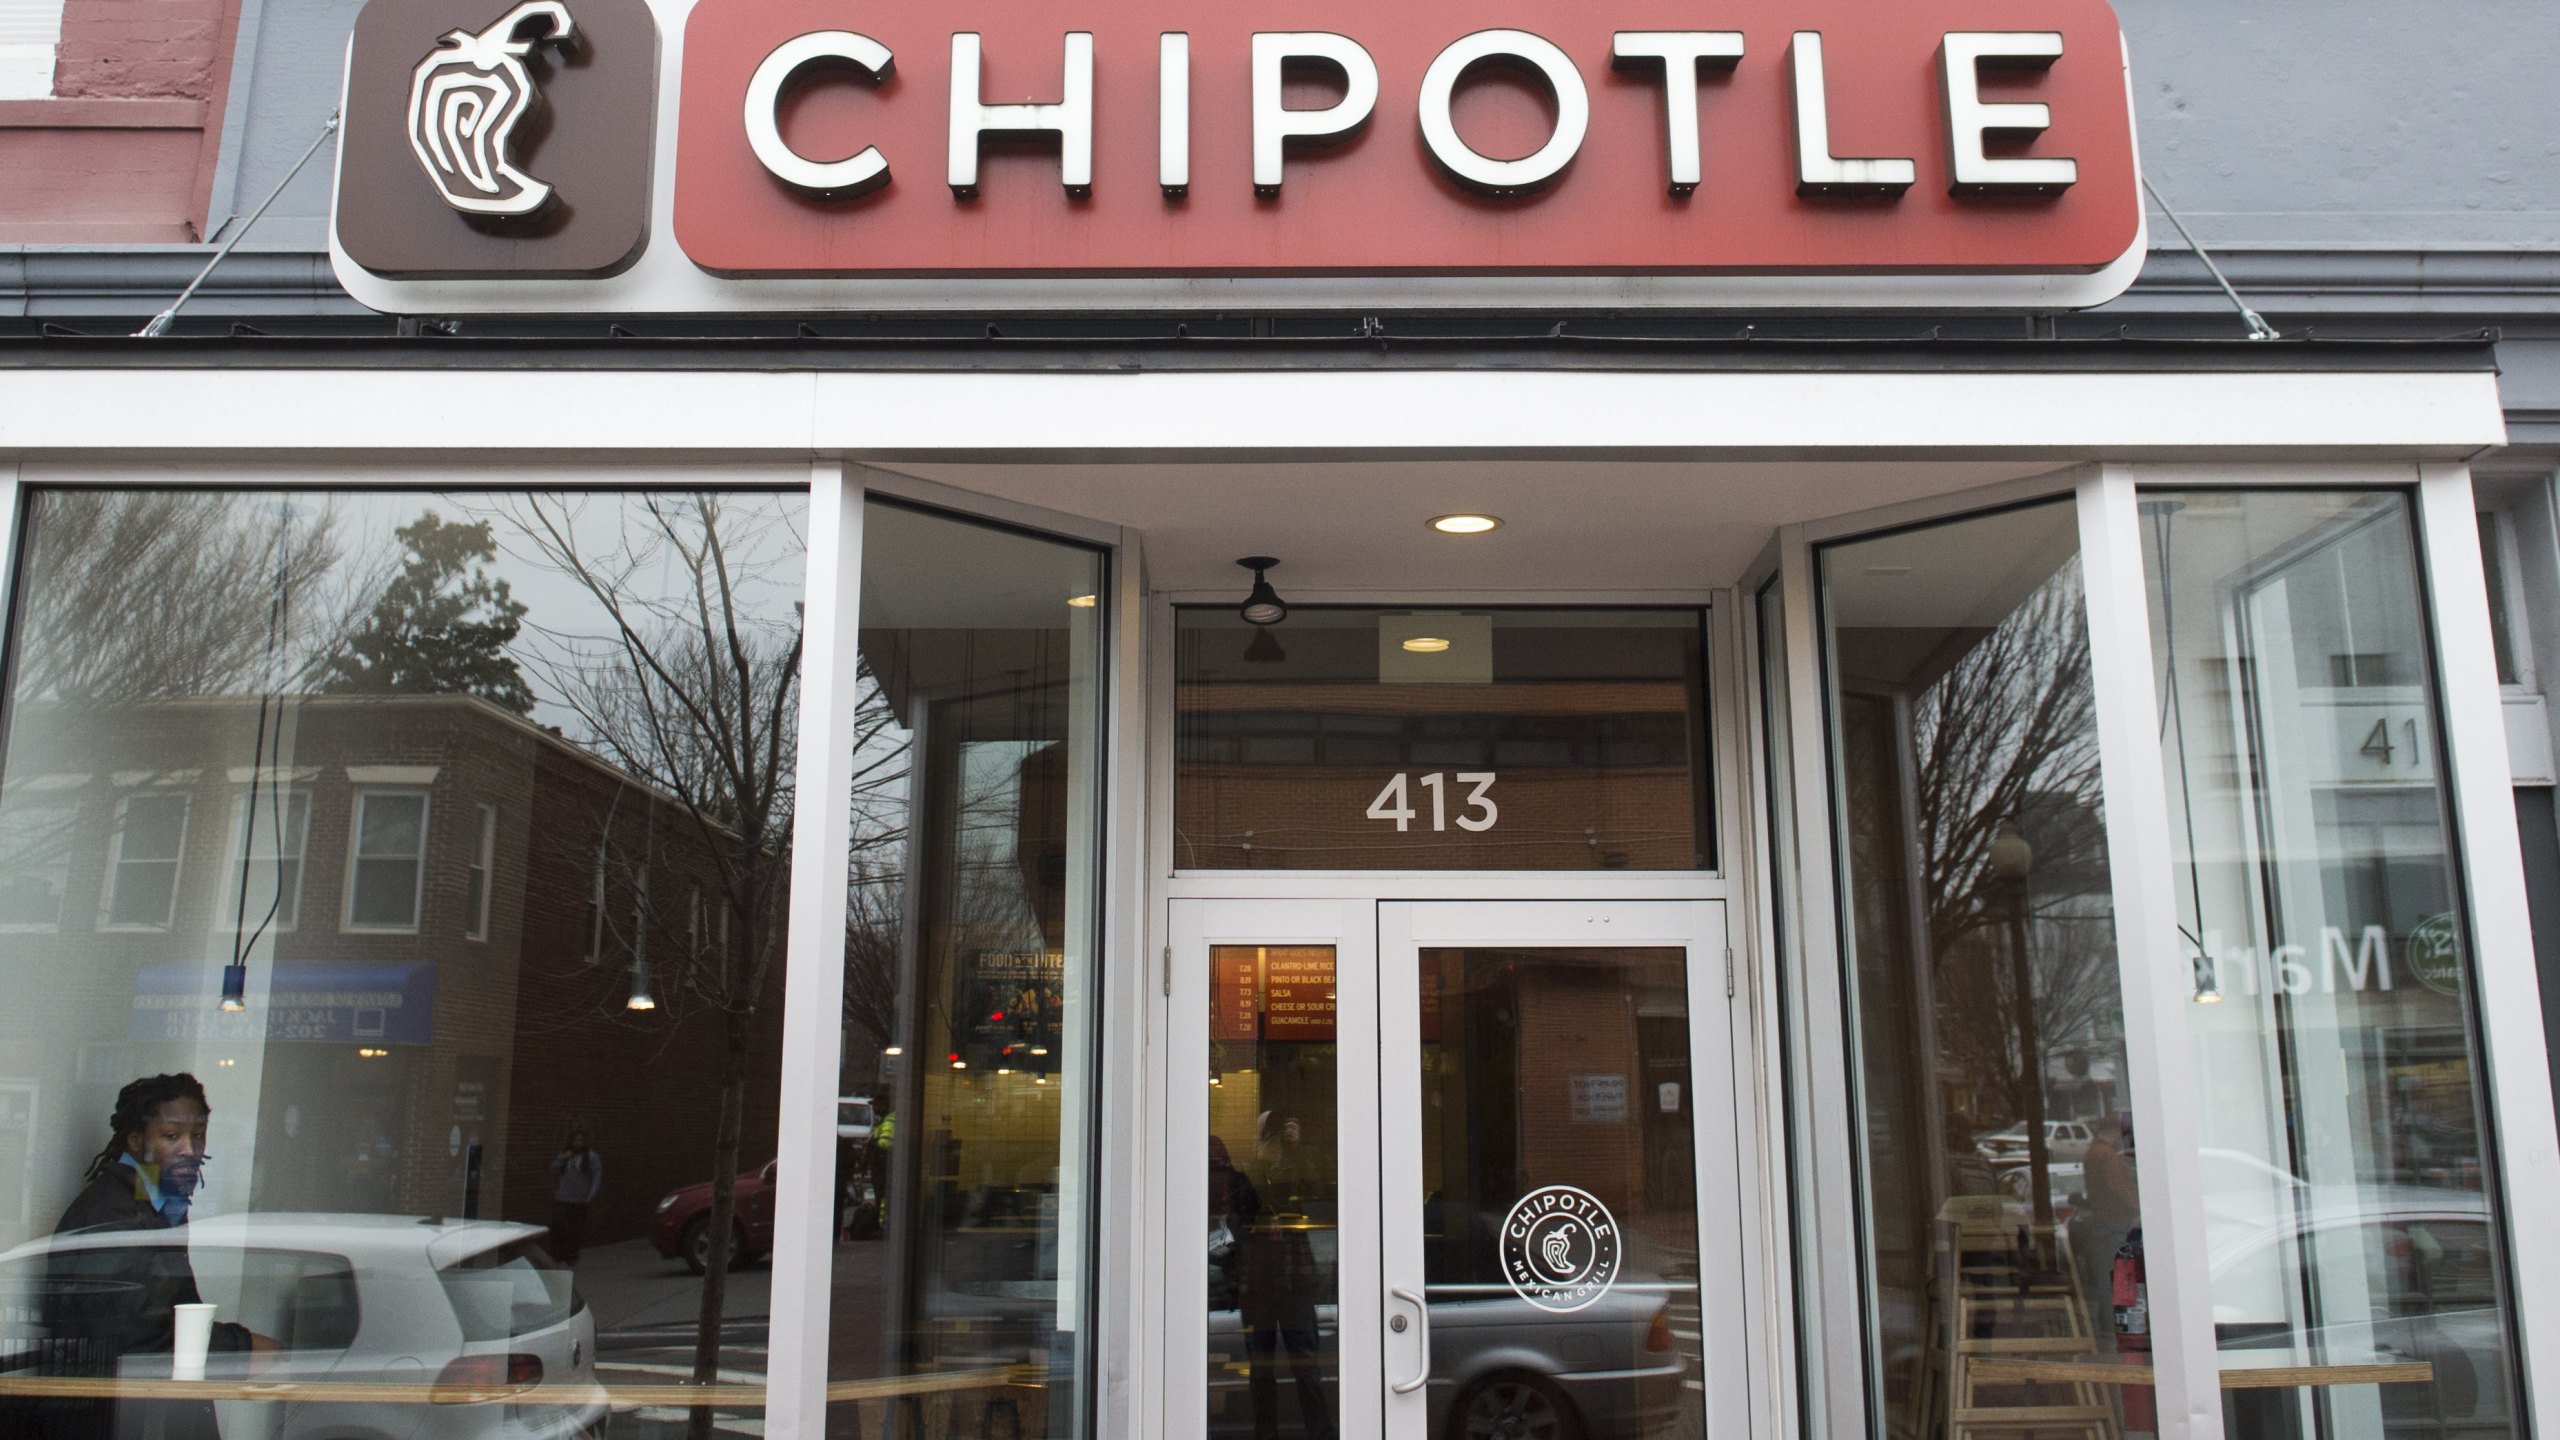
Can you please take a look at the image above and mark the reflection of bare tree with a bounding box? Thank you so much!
[508,495,803,1438]
[841,670,915,1057]
[12,492,364,702]
[1902,566,2119,1131]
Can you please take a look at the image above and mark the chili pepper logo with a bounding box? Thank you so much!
[406,1,578,217]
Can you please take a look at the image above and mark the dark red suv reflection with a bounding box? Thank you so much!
[649,1159,778,1275]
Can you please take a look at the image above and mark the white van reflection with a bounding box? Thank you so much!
[0,1214,604,1440]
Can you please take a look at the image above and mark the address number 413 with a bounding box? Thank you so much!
[1366,772,1499,833]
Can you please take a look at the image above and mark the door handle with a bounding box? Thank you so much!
[1388,1286,1431,1395]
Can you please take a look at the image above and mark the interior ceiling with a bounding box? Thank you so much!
[873,459,2071,595]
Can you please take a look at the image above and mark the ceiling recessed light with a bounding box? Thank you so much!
[1429,514,1503,535]
[1067,594,1098,608]
[1402,637,1452,653]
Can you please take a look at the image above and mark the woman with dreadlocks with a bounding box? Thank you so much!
[25,1074,270,1439]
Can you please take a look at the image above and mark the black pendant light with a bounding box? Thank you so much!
[1236,556,1288,626]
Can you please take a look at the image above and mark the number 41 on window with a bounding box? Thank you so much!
[1366,772,1499,833]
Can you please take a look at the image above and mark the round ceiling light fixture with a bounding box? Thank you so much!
[1428,514,1504,535]
[1236,556,1288,626]
[1402,637,1453,653]
[1067,593,1098,608]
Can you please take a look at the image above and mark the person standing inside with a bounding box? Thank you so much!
[2075,1114,2140,1348]
[35,1074,273,1439]
[549,1130,603,1265]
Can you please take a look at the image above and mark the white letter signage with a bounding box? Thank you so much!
[742,31,892,197]
[1940,31,2078,194]
[1609,31,1745,195]
[1788,32,1917,195]
[948,31,1095,195]
[1250,31,1379,193]
[1416,30,1589,195]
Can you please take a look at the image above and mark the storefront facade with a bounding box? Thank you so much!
[3,3,2560,1440]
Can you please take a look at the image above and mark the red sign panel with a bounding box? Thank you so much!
[672,0,2138,279]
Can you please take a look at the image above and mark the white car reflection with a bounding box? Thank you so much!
[0,1214,605,1440]
[2205,1188,2512,1436]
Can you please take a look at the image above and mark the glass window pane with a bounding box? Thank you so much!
[1207,945,1339,1440]
[348,858,418,928]
[106,793,188,928]
[225,790,308,931]
[1417,945,1705,1440]
[1817,500,2162,1435]
[356,793,424,857]
[829,499,1106,1440]
[1175,608,1711,870]
[465,803,494,939]
[0,489,804,1438]
[0,796,78,928]
[2143,489,2524,1437]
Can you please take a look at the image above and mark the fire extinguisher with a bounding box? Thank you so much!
[2112,1228,2154,1432]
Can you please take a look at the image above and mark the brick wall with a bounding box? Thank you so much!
[0,0,240,241]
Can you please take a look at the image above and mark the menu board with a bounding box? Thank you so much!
[1208,946,1338,1042]
[1211,948,1262,1042]
[1262,949,1337,1042]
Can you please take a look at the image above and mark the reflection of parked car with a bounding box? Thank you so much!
[836,1096,877,1145]
[2208,1189,2511,1436]
[1976,1120,2095,1165]
[1205,1222,1687,1440]
[0,1214,602,1440]
[649,1158,778,1275]
[1996,1159,2084,1218]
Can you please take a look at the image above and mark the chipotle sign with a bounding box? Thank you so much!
[331,0,2147,309]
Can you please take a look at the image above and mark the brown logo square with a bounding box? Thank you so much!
[337,0,658,279]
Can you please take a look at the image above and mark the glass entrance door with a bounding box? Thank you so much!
[1170,899,1745,1440]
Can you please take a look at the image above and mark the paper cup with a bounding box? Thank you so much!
[170,1302,216,1380]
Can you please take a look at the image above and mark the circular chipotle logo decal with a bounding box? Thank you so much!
[1500,1185,1622,1314]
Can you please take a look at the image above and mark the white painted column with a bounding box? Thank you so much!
[2075,467,2224,1440]
[2415,462,2560,1428]
[765,463,864,1438]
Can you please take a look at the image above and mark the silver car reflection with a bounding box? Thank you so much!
[0,1213,605,1440]
[2206,1188,2512,1437]
[1206,1224,1690,1440]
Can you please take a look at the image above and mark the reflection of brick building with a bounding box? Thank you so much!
[0,694,779,1251]
[1423,949,1698,1258]
[1177,682,1704,871]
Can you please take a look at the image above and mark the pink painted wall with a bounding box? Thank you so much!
[0,0,243,243]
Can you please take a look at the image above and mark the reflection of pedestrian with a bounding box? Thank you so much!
[1229,1140,1333,1440]
[36,1075,271,1439]
[549,1131,603,1265]
[1254,1112,1319,1213]
[2076,1115,2139,1347]
[869,1110,895,1194]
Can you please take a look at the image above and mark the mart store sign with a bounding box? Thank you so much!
[332,0,2146,312]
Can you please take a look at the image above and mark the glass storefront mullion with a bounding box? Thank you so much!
[2401,473,2560,1434]
[1764,538,1869,1440]
[760,471,864,1437]
[2071,471,2231,1440]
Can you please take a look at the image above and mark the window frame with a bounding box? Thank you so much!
[100,788,190,932]
[464,802,494,941]
[221,787,311,934]
[0,790,79,932]
[341,787,430,934]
